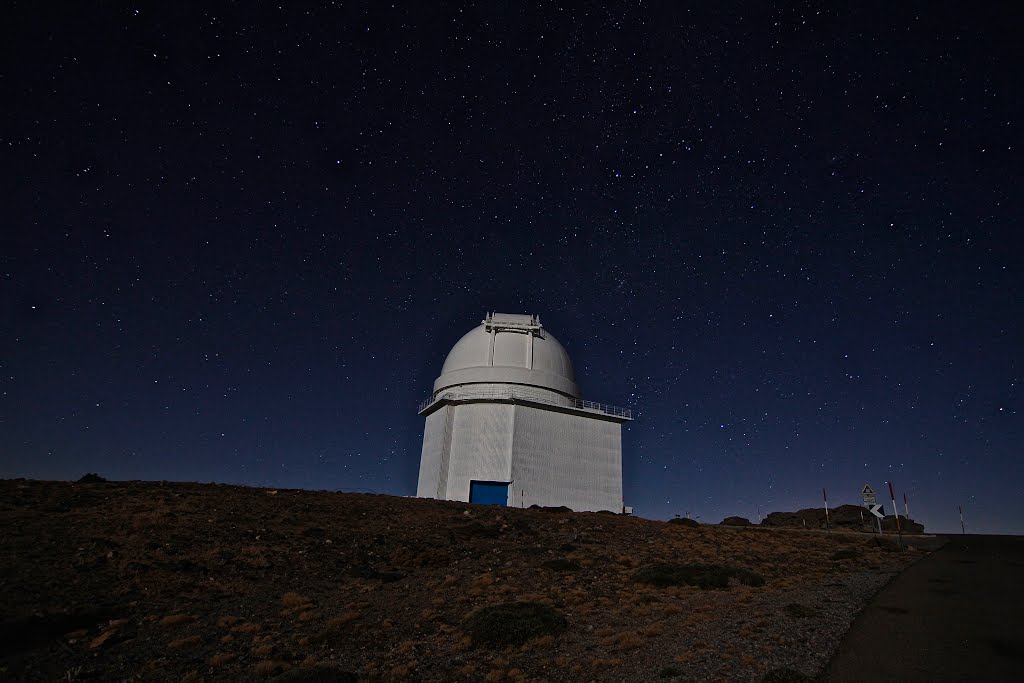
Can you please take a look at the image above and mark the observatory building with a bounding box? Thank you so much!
[416,313,632,512]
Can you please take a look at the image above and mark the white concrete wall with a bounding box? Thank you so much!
[510,406,622,512]
[444,403,515,502]
[415,407,450,499]
[417,401,623,512]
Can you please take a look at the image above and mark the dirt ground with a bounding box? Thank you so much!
[0,480,924,682]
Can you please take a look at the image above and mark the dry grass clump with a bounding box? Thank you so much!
[159,614,194,626]
[389,661,417,679]
[462,601,567,648]
[601,631,645,651]
[642,622,666,637]
[327,611,361,628]
[254,660,292,678]
[210,652,236,666]
[591,656,624,668]
[282,592,311,608]
[167,635,201,650]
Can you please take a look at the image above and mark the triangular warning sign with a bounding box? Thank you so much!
[861,483,875,496]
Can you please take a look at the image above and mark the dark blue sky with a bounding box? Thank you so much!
[3,2,1021,533]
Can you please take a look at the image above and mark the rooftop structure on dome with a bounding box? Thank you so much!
[416,312,631,512]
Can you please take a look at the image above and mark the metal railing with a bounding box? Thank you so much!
[417,388,632,420]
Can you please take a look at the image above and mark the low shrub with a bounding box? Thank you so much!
[633,563,765,589]
[462,601,567,647]
[830,548,860,561]
[271,666,358,682]
[254,661,291,678]
[783,603,816,618]
[865,536,901,552]
[659,665,683,678]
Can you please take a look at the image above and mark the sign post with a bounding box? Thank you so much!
[904,492,909,520]
[959,505,966,534]
[861,484,880,534]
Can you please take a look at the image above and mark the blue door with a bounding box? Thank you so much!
[469,480,509,506]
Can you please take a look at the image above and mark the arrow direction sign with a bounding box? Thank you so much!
[869,504,884,519]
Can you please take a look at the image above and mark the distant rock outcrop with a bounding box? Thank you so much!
[719,516,752,526]
[881,515,925,534]
[760,505,924,534]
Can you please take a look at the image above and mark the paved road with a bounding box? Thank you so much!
[823,535,1024,682]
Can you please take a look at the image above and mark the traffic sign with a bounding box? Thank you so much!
[861,483,877,505]
[869,504,884,519]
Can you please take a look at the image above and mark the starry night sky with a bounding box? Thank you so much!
[4,2,1021,533]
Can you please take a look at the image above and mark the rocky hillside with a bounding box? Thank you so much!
[0,480,926,682]
[759,505,925,534]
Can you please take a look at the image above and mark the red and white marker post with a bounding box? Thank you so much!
[822,488,831,534]
[888,481,903,550]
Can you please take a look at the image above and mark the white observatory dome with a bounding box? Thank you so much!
[417,311,630,513]
[432,313,580,398]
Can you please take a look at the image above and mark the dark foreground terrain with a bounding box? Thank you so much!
[0,480,925,682]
